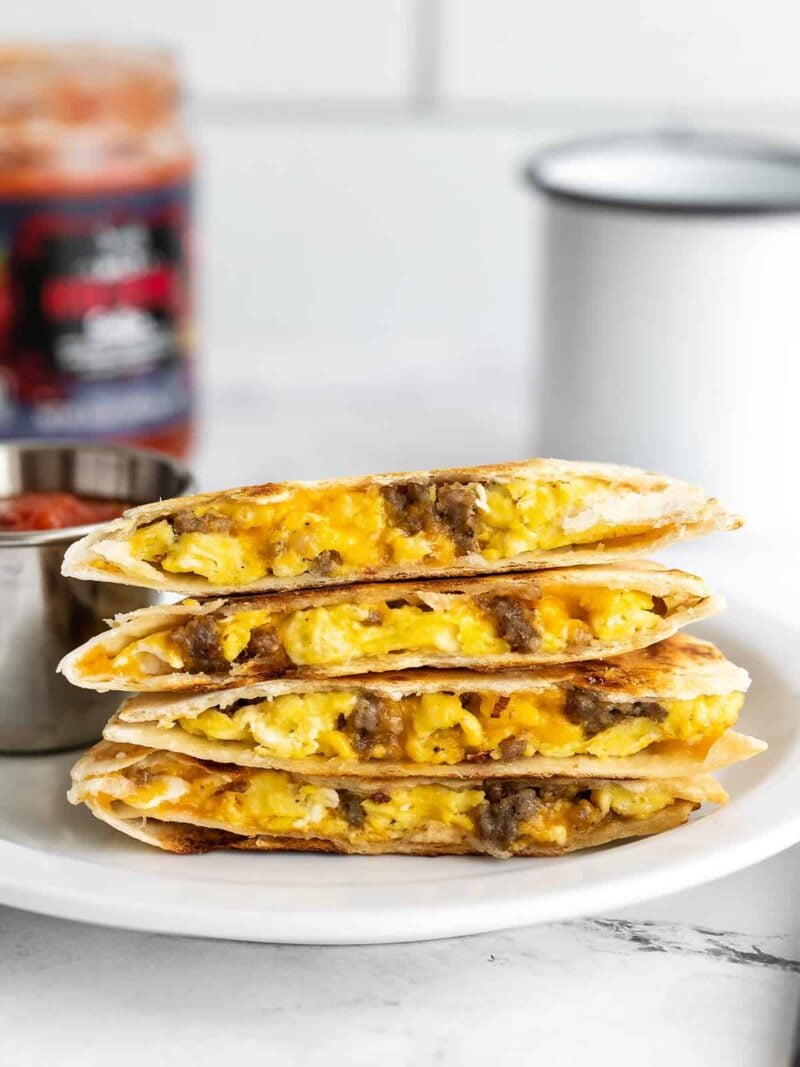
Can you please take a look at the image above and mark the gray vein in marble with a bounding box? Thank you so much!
[571,918,800,973]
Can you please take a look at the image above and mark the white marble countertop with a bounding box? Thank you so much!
[2,380,798,1067]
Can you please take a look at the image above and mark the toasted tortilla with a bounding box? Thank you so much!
[104,718,763,781]
[116,633,751,720]
[76,796,700,855]
[101,633,762,779]
[58,563,722,692]
[61,458,740,594]
[69,741,724,856]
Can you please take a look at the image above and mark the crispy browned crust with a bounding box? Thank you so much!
[69,742,725,856]
[115,633,749,719]
[102,716,765,781]
[76,795,698,855]
[65,740,728,796]
[61,457,741,594]
[99,629,763,781]
[58,563,723,692]
[229,800,698,856]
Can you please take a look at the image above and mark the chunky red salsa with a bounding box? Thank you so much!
[0,492,130,531]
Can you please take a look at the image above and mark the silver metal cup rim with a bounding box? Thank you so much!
[0,440,194,548]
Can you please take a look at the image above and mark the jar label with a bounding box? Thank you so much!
[0,180,193,440]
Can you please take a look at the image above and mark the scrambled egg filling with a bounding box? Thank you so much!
[175,690,743,764]
[88,756,685,849]
[98,587,672,680]
[124,477,656,584]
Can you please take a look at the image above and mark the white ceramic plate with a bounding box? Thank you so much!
[0,598,796,945]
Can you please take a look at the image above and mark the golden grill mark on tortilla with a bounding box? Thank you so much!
[167,688,744,765]
[102,635,760,780]
[61,460,740,593]
[76,583,698,685]
[120,479,667,586]
[69,745,726,856]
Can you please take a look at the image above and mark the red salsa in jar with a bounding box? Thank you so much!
[0,491,129,531]
[0,44,195,459]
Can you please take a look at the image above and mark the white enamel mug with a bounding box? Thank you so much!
[527,131,800,534]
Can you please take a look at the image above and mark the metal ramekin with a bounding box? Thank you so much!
[0,442,193,753]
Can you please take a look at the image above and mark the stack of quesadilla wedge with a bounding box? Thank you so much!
[61,458,764,857]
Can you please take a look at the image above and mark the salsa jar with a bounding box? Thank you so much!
[0,43,195,459]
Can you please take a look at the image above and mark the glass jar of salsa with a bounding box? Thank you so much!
[0,43,195,458]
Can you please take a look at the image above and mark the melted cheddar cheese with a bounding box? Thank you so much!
[174,690,744,764]
[83,755,687,851]
[125,478,655,585]
[96,587,672,682]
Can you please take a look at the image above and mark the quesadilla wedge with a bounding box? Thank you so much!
[59,563,721,691]
[61,458,739,595]
[103,634,763,780]
[69,741,727,857]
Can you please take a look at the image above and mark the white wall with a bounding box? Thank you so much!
[2,0,416,101]
[7,2,800,380]
[4,2,800,482]
[442,1,800,106]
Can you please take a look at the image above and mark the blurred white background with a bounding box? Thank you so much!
[6,1,800,486]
